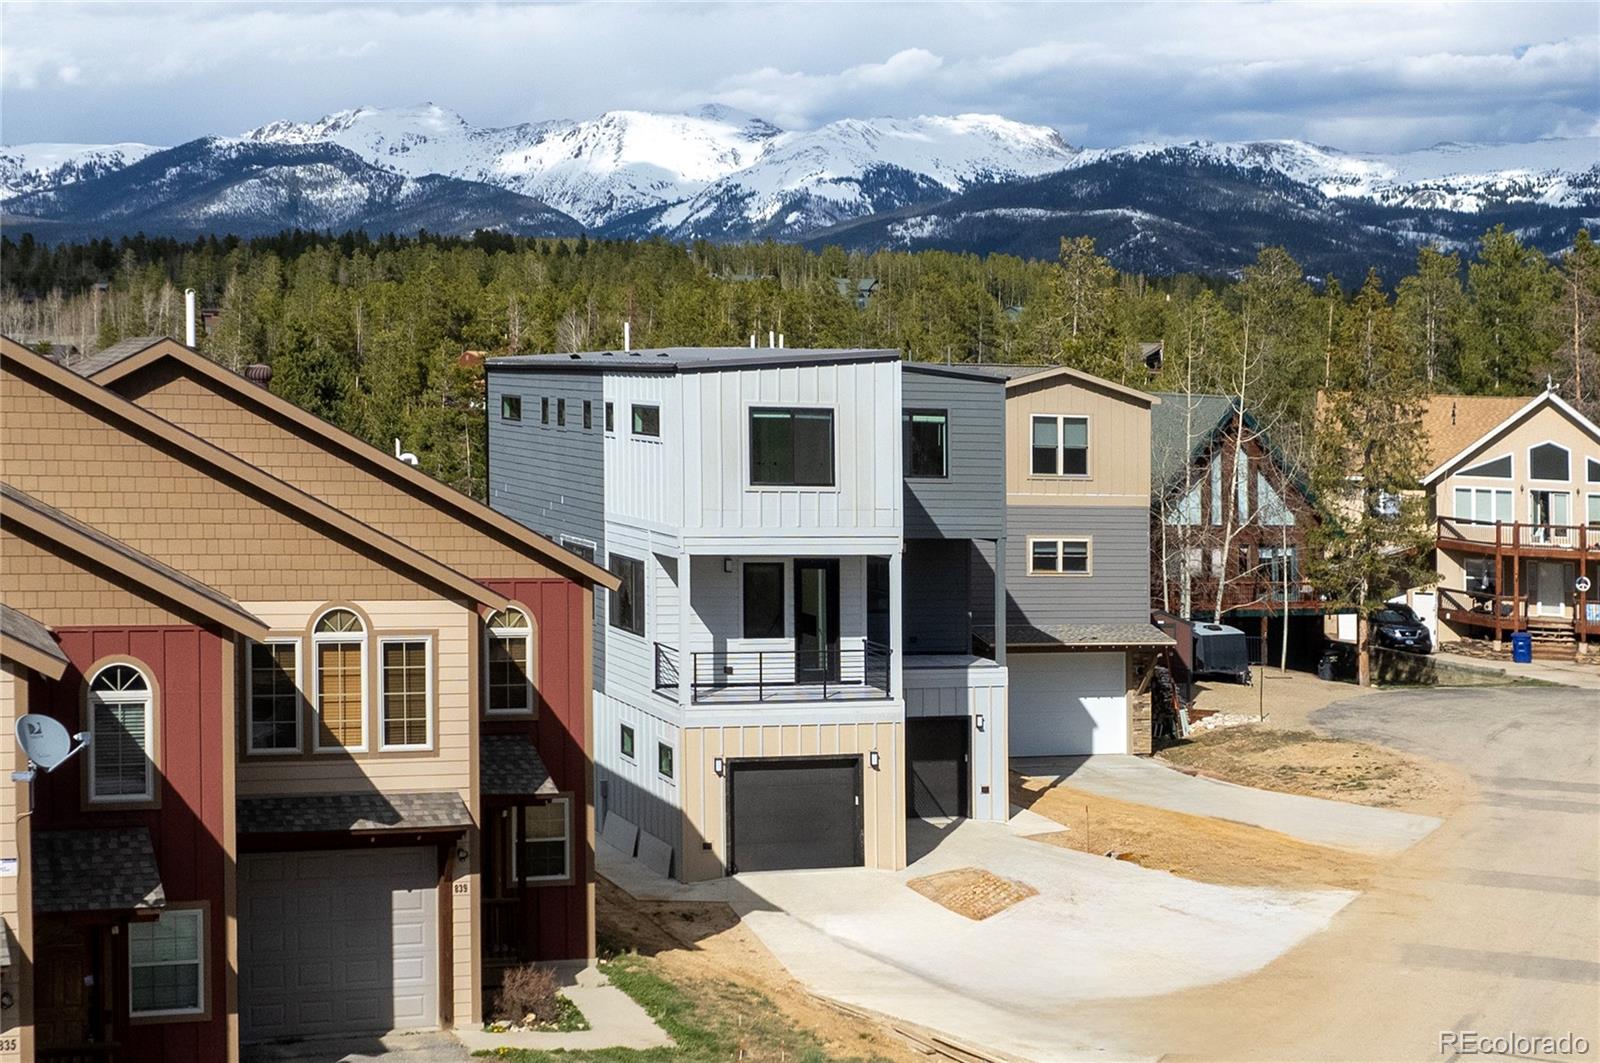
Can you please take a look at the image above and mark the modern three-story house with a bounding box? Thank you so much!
[486,347,1011,882]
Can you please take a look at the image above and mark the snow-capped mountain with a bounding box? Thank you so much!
[243,103,782,227]
[4,102,1596,278]
[0,142,161,200]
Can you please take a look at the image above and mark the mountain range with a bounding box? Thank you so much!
[4,103,1596,279]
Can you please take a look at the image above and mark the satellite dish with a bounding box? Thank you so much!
[16,715,74,771]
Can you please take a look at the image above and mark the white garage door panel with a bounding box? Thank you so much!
[240,847,439,1043]
[1009,652,1128,755]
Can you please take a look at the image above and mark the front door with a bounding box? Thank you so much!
[1531,490,1571,543]
[1535,562,1570,617]
[907,717,970,819]
[34,923,101,1053]
[794,559,841,683]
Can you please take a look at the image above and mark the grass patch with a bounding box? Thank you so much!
[474,953,890,1062]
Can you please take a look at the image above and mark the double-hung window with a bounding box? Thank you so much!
[1028,537,1091,575]
[511,798,571,883]
[902,409,948,478]
[486,607,535,715]
[247,641,300,754]
[750,407,834,486]
[88,663,153,802]
[608,553,645,636]
[313,608,366,752]
[379,637,431,750]
[1030,415,1089,476]
[129,908,204,1017]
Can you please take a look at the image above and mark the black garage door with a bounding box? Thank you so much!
[727,757,862,873]
[907,717,969,819]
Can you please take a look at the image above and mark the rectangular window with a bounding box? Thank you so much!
[560,535,597,563]
[1454,486,1512,524]
[902,409,948,478]
[1464,557,1496,594]
[657,742,674,780]
[1589,493,1600,528]
[631,404,660,437]
[247,640,300,753]
[1030,415,1088,476]
[557,398,566,427]
[1261,547,1299,585]
[541,397,549,424]
[486,622,533,716]
[583,400,592,429]
[379,638,431,750]
[742,562,785,639]
[513,798,571,883]
[608,553,645,636]
[750,407,835,486]
[500,395,522,422]
[129,909,204,1017]
[620,723,635,760]
[90,692,152,801]
[605,401,615,432]
[1028,538,1091,575]
[315,641,365,750]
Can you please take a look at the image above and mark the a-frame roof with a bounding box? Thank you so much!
[2,483,272,643]
[1420,390,1600,486]
[81,336,617,590]
[0,338,515,612]
[973,363,1159,407]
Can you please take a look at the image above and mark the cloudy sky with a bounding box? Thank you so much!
[2,1,1595,151]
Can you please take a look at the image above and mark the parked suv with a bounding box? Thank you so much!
[1372,604,1432,654]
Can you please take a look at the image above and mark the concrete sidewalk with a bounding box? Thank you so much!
[1433,649,1600,690]
[1016,755,1440,857]
[453,964,673,1055]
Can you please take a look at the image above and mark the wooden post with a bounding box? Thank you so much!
[1579,524,1590,661]
[1510,526,1521,653]
[1493,522,1504,648]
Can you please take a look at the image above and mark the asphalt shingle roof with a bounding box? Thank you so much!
[976,623,1174,651]
[1149,392,1237,489]
[238,791,474,835]
[62,336,166,378]
[482,734,558,797]
[0,603,67,670]
[34,828,166,913]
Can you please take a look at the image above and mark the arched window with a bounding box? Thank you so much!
[313,608,367,751]
[88,663,153,802]
[486,607,535,715]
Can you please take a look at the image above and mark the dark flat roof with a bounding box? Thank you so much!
[487,347,901,375]
[901,362,1008,384]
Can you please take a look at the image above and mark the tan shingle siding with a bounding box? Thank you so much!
[3,528,191,627]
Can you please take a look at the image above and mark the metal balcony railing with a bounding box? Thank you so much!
[655,641,892,704]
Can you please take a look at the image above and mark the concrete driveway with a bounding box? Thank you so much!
[242,1031,468,1063]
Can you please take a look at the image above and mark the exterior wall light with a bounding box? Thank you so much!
[869,750,881,770]
[976,714,986,732]
[713,756,725,776]
[723,557,734,573]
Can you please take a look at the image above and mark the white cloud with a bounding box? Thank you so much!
[0,0,1593,153]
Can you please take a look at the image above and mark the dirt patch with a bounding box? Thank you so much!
[908,867,1039,920]
[1157,726,1463,816]
[1012,775,1383,891]
[1188,670,1376,732]
[596,876,922,1062]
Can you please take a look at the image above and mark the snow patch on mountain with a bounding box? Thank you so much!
[0,142,162,200]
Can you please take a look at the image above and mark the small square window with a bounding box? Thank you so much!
[500,395,522,422]
[1030,540,1059,573]
[657,742,674,780]
[557,398,566,427]
[632,404,660,437]
[620,724,635,760]
[605,402,615,432]
[583,400,592,429]
[541,397,550,424]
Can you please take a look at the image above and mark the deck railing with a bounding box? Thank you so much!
[655,642,892,703]
[1437,516,1596,552]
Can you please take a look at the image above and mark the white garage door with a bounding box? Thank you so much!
[240,847,439,1042]
[1009,652,1128,755]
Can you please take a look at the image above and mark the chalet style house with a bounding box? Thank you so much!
[484,348,1011,882]
[1424,391,1600,659]
[1148,393,1323,663]
[0,336,614,1061]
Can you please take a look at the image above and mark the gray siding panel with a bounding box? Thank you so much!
[973,506,1151,629]
[487,367,608,689]
[902,370,1005,540]
[904,539,973,654]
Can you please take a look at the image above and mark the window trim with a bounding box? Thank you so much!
[541,397,550,424]
[631,403,661,438]
[619,723,636,762]
[500,394,522,422]
[1026,536,1093,577]
[85,661,156,805]
[1458,451,1513,479]
[1452,485,1513,524]
[740,560,787,640]
[556,397,567,427]
[377,635,434,752]
[1527,440,1573,484]
[510,795,573,886]
[245,638,302,756]
[1028,414,1091,479]
[902,408,950,479]
[605,401,615,433]
[484,607,536,718]
[747,404,837,488]
[657,741,675,781]
[608,553,646,637]
[311,606,369,754]
[128,904,207,1020]
[582,399,592,430]
[559,535,597,563]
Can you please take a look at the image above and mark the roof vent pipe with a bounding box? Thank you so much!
[184,289,196,347]
[778,333,784,349]
[394,438,419,467]
[749,334,756,349]
[768,330,775,348]
[623,321,631,352]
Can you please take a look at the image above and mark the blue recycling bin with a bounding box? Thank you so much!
[1510,631,1533,664]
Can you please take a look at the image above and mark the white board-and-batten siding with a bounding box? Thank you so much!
[904,664,1009,822]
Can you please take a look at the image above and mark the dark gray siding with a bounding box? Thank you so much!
[903,539,973,654]
[972,506,1150,629]
[486,367,608,688]
[902,368,1005,539]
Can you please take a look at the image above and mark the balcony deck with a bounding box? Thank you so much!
[1437,587,1600,639]
[1437,517,1598,559]
[654,641,893,704]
